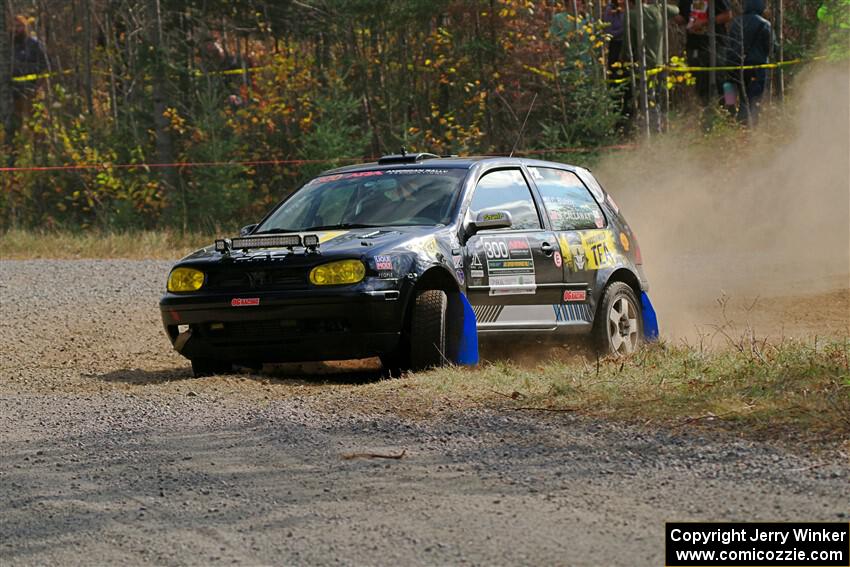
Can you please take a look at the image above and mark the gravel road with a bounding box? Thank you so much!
[1,260,848,566]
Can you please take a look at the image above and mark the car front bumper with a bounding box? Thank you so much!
[160,286,409,364]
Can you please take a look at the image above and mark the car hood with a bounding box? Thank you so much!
[177,225,449,267]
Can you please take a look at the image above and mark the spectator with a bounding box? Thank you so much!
[6,15,47,154]
[725,0,774,126]
[603,0,626,68]
[674,0,732,107]
[628,0,680,132]
[199,35,252,107]
[11,16,47,114]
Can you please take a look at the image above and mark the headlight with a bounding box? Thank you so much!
[309,259,366,286]
[167,267,205,292]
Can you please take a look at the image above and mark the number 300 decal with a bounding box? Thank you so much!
[483,241,509,259]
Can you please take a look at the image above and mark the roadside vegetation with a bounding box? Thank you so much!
[340,337,850,443]
[0,228,211,259]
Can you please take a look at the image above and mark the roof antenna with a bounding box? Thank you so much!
[509,92,538,158]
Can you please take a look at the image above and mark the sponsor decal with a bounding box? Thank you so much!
[620,232,630,252]
[482,212,506,221]
[572,245,587,270]
[316,230,348,244]
[471,269,485,279]
[544,199,599,227]
[581,230,618,270]
[374,255,393,271]
[455,268,466,285]
[576,168,606,203]
[563,290,587,302]
[316,171,383,183]
[482,236,536,295]
[452,255,464,269]
[489,275,536,296]
[231,297,260,307]
[594,209,605,228]
[385,168,449,175]
[471,252,485,270]
[554,251,563,268]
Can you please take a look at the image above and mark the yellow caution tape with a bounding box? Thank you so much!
[12,69,74,82]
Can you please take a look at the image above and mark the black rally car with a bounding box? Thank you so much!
[160,153,658,376]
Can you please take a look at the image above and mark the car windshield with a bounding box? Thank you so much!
[256,168,467,233]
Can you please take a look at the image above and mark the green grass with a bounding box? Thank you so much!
[0,229,214,260]
[346,338,850,442]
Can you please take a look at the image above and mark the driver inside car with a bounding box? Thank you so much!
[351,177,422,224]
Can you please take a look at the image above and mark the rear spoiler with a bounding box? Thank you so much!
[215,234,320,254]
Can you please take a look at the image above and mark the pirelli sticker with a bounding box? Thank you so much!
[481,236,536,296]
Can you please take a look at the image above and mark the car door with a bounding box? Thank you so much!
[526,166,616,325]
[463,168,564,330]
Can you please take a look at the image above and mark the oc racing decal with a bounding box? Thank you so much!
[231,297,260,307]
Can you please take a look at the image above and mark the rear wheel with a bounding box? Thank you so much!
[593,282,642,356]
[190,358,234,377]
[409,289,448,371]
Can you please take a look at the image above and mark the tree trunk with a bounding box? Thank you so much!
[636,0,650,139]
[708,0,717,104]
[148,0,182,229]
[775,0,784,100]
[0,2,12,145]
[83,0,94,115]
[660,0,670,132]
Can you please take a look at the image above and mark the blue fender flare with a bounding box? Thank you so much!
[641,291,659,341]
[451,292,479,365]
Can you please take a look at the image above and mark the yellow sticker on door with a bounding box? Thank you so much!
[580,230,618,270]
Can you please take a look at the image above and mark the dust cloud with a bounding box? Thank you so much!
[594,62,850,340]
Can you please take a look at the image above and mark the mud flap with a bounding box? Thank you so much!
[640,292,659,341]
[446,291,479,365]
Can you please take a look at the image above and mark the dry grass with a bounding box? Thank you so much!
[0,229,213,260]
[339,337,850,442]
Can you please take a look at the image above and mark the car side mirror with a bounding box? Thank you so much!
[240,223,258,236]
[467,210,512,237]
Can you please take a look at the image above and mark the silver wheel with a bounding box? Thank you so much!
[606,295,639,355]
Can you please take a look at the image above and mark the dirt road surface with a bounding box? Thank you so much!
[1,260,848,566]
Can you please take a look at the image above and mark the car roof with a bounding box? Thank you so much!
[321,156,583,176]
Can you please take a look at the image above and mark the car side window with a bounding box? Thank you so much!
[528,167,605,231]
[469,169,541,230]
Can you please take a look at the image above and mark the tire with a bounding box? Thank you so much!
[190,358,233,377]
[592,282,642,356]
[408,289,448,371]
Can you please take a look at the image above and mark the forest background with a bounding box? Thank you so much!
[0,0,838,234]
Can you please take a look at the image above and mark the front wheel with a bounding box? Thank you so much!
[408,289,448,371]
[592,282,642,356]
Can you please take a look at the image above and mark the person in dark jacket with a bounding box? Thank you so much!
[725,0,774,125]
[6,16,47,162]
[11,16,48,105]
